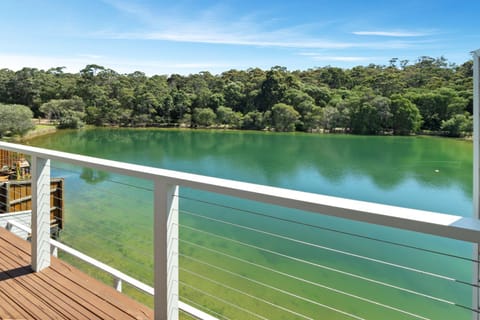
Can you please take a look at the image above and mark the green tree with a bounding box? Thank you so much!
[302,85,332,107]
[441,113,473,137]
[349,93,392,134]
[302,106,324,132]
[40,98,85,129]
[192,108,216,127]
[318,67,351,89]
[170,91,191,122]
[0,103,34,137]
[257,67,289,111]
[223,81,246,112]
[242,111,264,130]
[328,94,351,132]
[391,96,422,135]
[0,55,473,135]
[271,103,300,132]
[447,96,469,118]
[372,96,393,132]
[405,88,458,131]
[206,93,225,111]
[371,68,405,97]
[77,64,125,126]
[282,88,319,131]
[132,90,159,125]
[321,106,341,132]
[6,68,43,114]
[350,101,377,134]
[216,106,242,128]
[0,68,15,103]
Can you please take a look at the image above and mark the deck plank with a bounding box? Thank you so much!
[51,259,153,319]
[0,231,149,319]
[0,244,93,320]
[0,227,153,320]
[0,239,121,320]
[0,287,26,318]
[0,274,57,319]
[0,228,153,319]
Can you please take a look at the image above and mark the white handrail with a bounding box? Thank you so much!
[4,220,217,320]
[6,220,154,294]
[1,141,480,244]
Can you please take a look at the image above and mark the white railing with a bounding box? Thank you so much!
[472,48,480,320]
[6,220,154,294]
[2,140,480,320]
[6,50,480,311]
[1,48,478,320]
[5,220,217,320]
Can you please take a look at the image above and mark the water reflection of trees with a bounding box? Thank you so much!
[31,129,473,197]
[80,167,110,185]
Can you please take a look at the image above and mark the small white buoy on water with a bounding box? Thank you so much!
[434,169,439,173]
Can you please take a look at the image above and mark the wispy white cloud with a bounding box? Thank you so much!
[100,0,158,25]
[353,30,431,37]
[97,1,423,50]
[0,54,90,72]
[0,53,234,75]
[100,30,422,50]
[77,54,104,60]
[298,52,319,57]
[315,56,372,62]
[299,53,374,62]
[104,31,358,49]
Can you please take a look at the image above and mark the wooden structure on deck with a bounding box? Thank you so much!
[0,227,153,319]
[0,150,64,237]
[0,178,64,232]
[0,149,20,170]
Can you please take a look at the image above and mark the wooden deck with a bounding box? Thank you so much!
[0,227,153,319]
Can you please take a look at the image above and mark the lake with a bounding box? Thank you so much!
[26,128,474,319]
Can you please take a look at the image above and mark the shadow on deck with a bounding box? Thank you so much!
[0,227,153,319]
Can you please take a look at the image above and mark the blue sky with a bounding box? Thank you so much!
[0,0,479,75]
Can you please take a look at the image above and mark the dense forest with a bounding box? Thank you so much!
[0,56,474,137]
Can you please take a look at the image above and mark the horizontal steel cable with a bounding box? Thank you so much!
[182,210,476,287]
[180,252,428,320]
[181,266,313,320]
[180,224,476,313]
[60,223,154,262]
[51,164,153,191]
[180,281,270,320]
[178,194,479,263]
[180,296,230,320]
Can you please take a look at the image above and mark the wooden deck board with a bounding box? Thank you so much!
[0,245,95,320]
[0,235,146,319]
[0,275,57,319]
[0,227,153,320]
[0,239,123,320]
[0,287,26,318]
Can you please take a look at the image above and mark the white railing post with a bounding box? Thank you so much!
[472,48,480,320]
[114,278,123,292]
[50,245,58,258]
[154,180,179,320]
[31,155,51,272]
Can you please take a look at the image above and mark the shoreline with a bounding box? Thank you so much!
[18,124,473,143]
[18,125,57,141]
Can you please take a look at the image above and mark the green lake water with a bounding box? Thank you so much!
[26,128,474,319]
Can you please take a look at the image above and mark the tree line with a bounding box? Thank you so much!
[0,56,474,137]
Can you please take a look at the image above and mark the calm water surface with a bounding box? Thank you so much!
[27,129,474,319]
